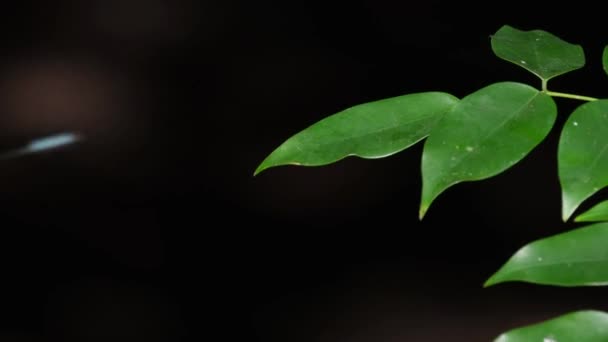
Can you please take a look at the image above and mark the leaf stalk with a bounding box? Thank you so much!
[544,90,598,102]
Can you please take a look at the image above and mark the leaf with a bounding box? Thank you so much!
[603,45,608,76]
[420,82,556,218]
[494,310,608,342]
[254,92,458,175]
[491,25,585,81]
[485,222,608,287]
[575,200,608,222]
[559,100,608,221]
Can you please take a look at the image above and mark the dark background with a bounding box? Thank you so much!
[0,1,607,341]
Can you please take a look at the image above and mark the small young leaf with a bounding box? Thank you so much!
[485,222,608,287]
[559,100,608,221]
[494,310,608,342]
[491,25,585,81]
[420,82,556,218]
[254,92,458,175]
[603,45,608,76]
[575,200,608,222]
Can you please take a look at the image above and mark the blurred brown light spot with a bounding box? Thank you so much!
[0,57,128,139]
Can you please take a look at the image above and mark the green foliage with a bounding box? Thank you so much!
[255,25,608,340]
[575,200,608,222]
[559,100,608,221]
[494,311,608,341]
[485,222,608,287]
[420,82,556,218]
[491,25,585,82]
[254,92,458,176]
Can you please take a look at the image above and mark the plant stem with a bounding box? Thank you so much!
[544,90,598,102]
[541,79,598,101]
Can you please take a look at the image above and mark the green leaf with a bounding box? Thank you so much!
[575,200,608,222]
[491,25,585,81]
[494,310,608,342]
[603,45,608,76]
[559,100,608,221]
[254,92,458,175]
[420,82,556,218]
[485,222,608,287]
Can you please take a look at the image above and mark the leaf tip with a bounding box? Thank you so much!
[254,161,277,176]
[562,207,574,223]
[418,204,428,220]
[484,266,509,288]
[253,164,265,177]
[561,194,579,222]
[483,277,497,288]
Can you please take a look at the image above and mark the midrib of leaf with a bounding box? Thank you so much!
[563,131,608,198]
[298,114,438,154]
[533,43,542,79]
[586,141,608,180]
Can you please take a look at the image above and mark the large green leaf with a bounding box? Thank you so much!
[603,46,608,76]
[254,92,458,175]
[491,25,585,81]
[559,100,608,221]
[420,82,556,218]
[494,310,608,342]
[575,200,608,222]
[485,222,608,287]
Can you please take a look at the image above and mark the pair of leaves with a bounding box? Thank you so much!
[255,80,558,219]
[255,25,591,220]
[485,219,608,339]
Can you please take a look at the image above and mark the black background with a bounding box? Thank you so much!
[0,1,607,341]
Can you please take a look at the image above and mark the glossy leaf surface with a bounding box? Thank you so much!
[494,310,608,342]
[420,82,556,218]
[575,200,608,222]
[254,92,458,175]
[491,25,585,81]
[559,100,608,221]
[485,222,608,287]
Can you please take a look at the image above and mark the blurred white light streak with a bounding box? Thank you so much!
[0,132,82,160]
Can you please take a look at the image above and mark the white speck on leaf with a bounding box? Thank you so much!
[520,60,527,64]
[573,121,578,126]
[537,257,543,262]
[544,337,556,342]
[465,146,474,152]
